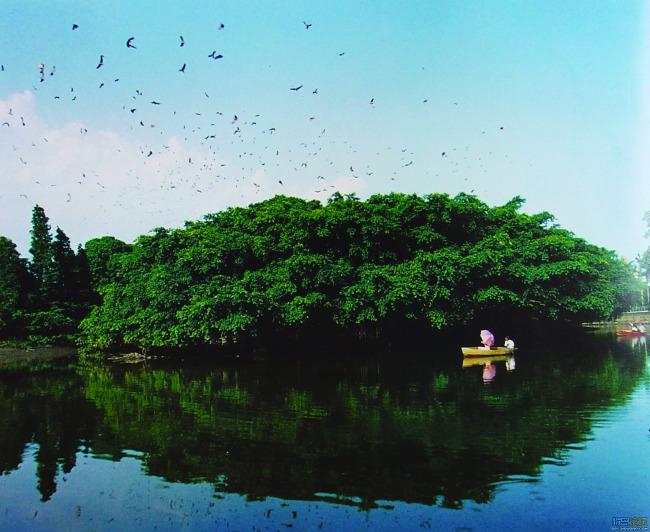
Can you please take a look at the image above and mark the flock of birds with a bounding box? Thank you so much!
[1,18,509,237]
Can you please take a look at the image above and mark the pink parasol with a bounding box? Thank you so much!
[480,329,495,347]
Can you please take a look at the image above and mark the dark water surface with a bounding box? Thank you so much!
[1,333,648,531]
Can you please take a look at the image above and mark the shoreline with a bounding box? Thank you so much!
[0,346,78,368]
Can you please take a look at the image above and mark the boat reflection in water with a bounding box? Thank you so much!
[616,333,647,355]
[462,354,516,382]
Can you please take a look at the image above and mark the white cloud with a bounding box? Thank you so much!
[0,91,369,256]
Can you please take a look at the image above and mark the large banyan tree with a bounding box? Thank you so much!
[79,193,634,350]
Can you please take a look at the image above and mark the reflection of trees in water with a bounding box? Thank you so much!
[0,345,645,507]
[79,349,644,509]
[0,363,96,501]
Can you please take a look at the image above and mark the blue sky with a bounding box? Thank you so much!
[1,0,648,260]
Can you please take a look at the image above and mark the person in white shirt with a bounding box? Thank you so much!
[504,336,515,349]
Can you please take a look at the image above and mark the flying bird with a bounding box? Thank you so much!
[303,21,312,29]
[218,23,225,30]
[208,51,223,59]
[179,63,186,72]
[150,100,161,105]
[180,35,185,47]
[96,55,104,69]
[290,85,303,91]
[126,37,136,48]
[72,23,79,30]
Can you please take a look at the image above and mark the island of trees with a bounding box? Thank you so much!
[0,193,645,353]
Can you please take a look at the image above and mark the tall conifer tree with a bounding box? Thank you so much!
[29,205,55,295]
[51,227,76,302]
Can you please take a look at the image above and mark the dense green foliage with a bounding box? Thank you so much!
[0,206,94,343]
[79,193,635,351]
[0,237,31,334]
[0,195,639,347]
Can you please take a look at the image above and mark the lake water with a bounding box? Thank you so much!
[1,333,648,531]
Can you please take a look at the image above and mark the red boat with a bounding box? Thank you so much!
[616,329,646,336]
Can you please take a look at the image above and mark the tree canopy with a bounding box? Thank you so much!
[78,193,636,351]
[0,206,94,343]
[0,195,638,348]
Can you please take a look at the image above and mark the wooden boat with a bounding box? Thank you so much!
[461,346,515,356]
[616,329,646,336]
[462,354,513,368]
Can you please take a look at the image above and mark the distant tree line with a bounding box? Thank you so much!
[637,210,650,307]
[0,194,640,349]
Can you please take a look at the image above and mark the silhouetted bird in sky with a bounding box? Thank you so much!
[180,35,185,47]
[290,85,303,91]
[218,23,225,30]
[72,23,78,30]
[208,51,223,59]
[303,21,312,29]
[126,37,136,48]
[179,63,186,72]
[96,55,104,69]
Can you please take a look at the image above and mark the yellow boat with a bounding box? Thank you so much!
[461,347,515,356]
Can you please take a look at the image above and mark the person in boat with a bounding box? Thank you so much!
[631,323,639,332]
[479,329,495,350]
[504,336,515,349]
[639,323,647,333]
